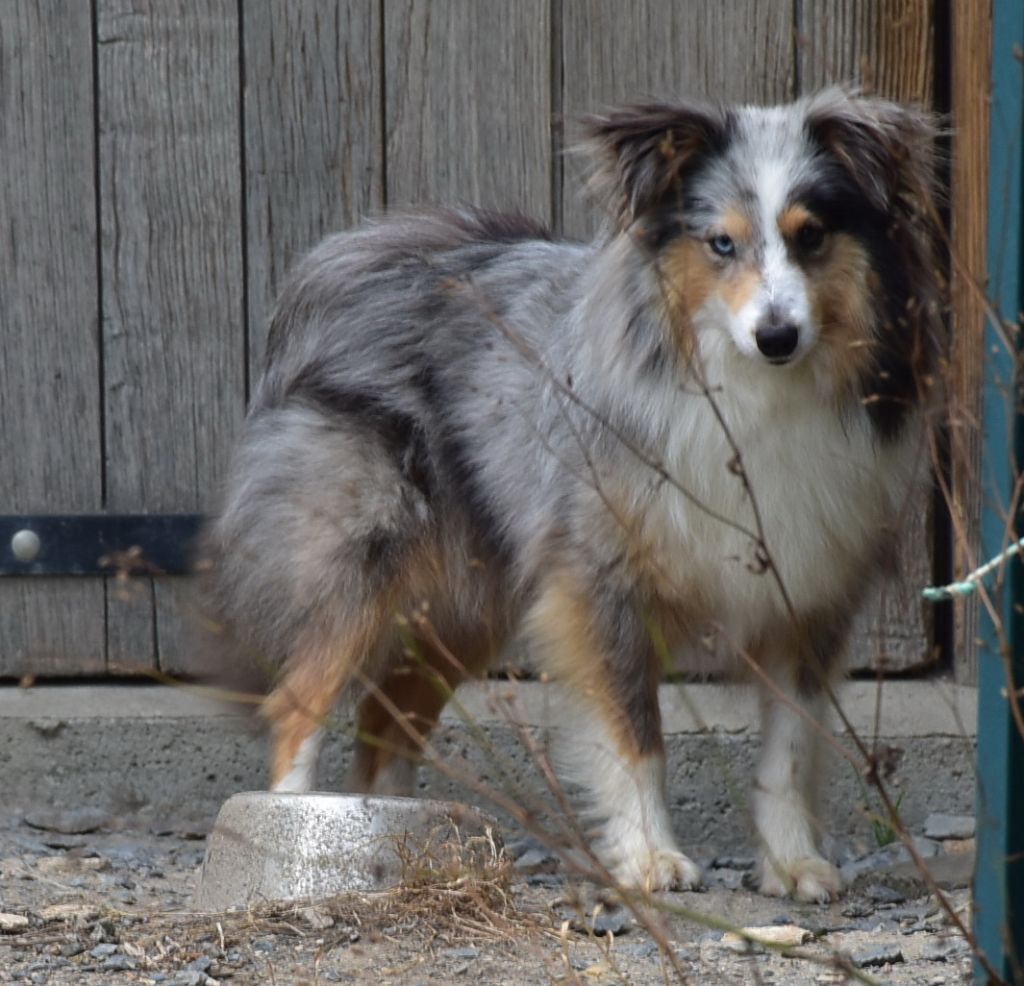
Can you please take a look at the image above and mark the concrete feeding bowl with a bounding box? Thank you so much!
[194,792,502,911]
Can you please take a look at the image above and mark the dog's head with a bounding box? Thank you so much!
[582,90,940,433]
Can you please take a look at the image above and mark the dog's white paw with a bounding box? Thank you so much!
[610,846,702,892]
[759,855,841,902]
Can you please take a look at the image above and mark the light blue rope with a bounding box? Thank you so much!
[922,535,1024,601]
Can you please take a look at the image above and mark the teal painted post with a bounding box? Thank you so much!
[975,0,1024,981]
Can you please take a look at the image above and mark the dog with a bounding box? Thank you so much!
[204,89,940,902]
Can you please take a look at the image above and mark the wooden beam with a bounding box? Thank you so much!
[950,4,993,684]
[0,0,105,676]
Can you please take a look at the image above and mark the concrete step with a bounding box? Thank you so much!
[0,680,976,854]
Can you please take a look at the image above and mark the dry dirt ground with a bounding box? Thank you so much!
[0,807,974,985]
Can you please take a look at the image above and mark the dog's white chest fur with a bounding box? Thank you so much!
[643,335,917,640]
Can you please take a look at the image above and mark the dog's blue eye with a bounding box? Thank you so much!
[709,234,735,258]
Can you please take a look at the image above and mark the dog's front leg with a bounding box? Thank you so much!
[529,573,701,892]
[752,636,842,902]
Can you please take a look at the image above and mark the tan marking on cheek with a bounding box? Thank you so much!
[658,239,713,362]
[778,204,816,241]
[808,233,876,395]
[661,241,761,314]
[721,266,762,314]
[722,207,753,243]
[661,239,715,316]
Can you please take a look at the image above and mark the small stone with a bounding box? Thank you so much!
[853,945,905,968]
[445,947,480,960]
[35,855,109,876]
[296,906,334,930]
[841,837,941,883]
[23,808,107,835]
[514,847,559,872]
[615,941,659,958]
[39,833,87,850]
[864,883,906,904]
[168,973,205,986]
[943,838,975,855]
[38,903,100,924]
[712,855,756,871]
[923,814,975,841]
[0,912,30,932]
[922,938,967,962]
[721,924,811,952]
[103,954,135,971]
[167,970,203,986]
[707,868,745,890]
[592,908,631,936]
[841,901,875,918]
[90,943,119,958]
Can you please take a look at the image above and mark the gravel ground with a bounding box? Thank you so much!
[0,807,975,985]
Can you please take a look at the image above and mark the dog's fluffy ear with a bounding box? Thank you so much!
[805,90,939,220]
[579,102,730,227]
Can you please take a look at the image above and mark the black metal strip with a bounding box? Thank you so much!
[0,515,204,576]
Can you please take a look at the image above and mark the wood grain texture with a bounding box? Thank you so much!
[560,0,793,238]
[949,3,991,684]
[97,0,245,674]
[384,0,552,219]
[243,1,383,386]
[798,0,936,672]
[798,0,934,100]
[0,0,106,676]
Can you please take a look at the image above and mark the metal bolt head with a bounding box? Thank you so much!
[11,529,41,562]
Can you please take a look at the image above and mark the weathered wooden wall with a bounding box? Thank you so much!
[1,0,950,679]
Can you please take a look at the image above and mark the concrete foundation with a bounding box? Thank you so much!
[0,680,976,854]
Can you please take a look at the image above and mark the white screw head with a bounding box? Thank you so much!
[11,529,41,562]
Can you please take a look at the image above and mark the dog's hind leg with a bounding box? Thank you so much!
[752,623,844,902]
[346,638,482,796]
[263,609,387,793]
[529,571,701,892]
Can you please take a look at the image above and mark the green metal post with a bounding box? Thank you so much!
[975,1,1024,981]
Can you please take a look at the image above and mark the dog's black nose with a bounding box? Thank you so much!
[754,323,799,361]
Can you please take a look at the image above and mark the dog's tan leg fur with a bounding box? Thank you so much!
[529,572,701,892]
[346,639,488,795]
[263,613,385,790]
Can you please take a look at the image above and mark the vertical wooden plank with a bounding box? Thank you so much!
[561,0,794,238]
[384,0,552,219]
[244,1,384,389]
[949,5,992,684]
[0,0,106,676]
[798,0,937,673]
[97,0,245,675]
[798,0,933,100]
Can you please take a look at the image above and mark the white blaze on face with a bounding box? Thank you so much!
[725,158,817,365]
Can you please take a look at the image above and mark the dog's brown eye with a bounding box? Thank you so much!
[709,234,736,258]
[797,223,826,252]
